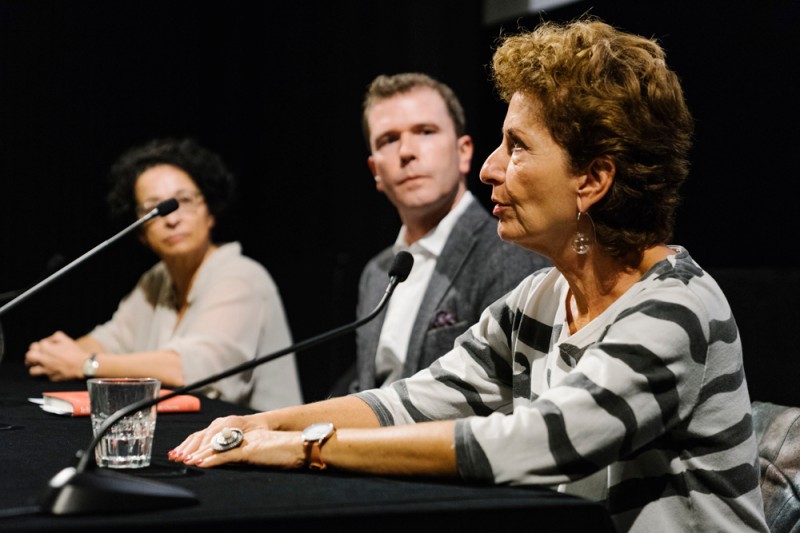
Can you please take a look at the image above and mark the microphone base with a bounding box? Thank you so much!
[40,466,198,515]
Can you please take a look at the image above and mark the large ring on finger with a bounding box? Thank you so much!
[212,427,244,452]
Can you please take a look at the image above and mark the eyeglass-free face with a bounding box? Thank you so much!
[366,87,473,227]
[479,92,579,256]
[134,164,215,262]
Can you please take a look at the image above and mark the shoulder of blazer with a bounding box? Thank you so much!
[360,247,395,283]
[444,199,551,273]
[452,199,493,236]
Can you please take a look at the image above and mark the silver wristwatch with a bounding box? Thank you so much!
[302,422,335,470]
[82,353,99,378]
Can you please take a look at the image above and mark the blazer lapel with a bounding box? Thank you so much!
[357,250,395,388]
[403,202,489,374]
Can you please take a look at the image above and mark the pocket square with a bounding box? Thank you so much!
[431,310,457,329]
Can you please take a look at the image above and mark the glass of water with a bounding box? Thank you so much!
[87,377,160,468]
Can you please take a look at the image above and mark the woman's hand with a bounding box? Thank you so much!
[173,427,306,469]
[24,331,88,381]
[168,414,274,464]
[169,397,388,470]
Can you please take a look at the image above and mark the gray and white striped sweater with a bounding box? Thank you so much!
[358,247,768,532]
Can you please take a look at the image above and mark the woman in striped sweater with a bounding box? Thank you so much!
[171,17,768,533]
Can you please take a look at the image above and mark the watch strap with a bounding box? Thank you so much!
[303,424,335,470]
[308,439,327,470]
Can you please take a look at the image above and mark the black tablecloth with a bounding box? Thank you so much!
[0,359,616,532]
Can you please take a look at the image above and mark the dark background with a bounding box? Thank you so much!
[1,0,798,404]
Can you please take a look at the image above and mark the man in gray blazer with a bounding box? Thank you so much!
[338,73,549,393]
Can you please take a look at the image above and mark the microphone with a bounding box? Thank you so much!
[38,251,414,515]
[0,198,179,317]
[387,248,413,285]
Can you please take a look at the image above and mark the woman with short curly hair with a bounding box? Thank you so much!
[171,19,767,533]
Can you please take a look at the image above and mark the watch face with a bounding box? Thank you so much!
[303,422,334,441]
[83,357,98,377]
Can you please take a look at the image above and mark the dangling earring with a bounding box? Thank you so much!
[572,199,596,255]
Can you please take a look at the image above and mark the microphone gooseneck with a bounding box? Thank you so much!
[74,250,413,474]
[0,198,180,317]
[40,251,414,515]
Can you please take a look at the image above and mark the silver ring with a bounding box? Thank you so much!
[212,427,244,452]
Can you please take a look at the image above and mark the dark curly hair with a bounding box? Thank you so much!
[106,138,237,241]
[491,18,694,258]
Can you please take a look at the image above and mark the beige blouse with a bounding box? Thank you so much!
[88,242,303,410]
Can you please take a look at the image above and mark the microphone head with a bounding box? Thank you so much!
[388,251,414,283]
[156,198,179,217]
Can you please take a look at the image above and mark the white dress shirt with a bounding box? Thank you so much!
[374,191,474,387]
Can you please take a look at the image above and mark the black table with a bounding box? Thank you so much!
[0,359,616,532]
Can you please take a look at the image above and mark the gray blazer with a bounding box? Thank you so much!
[352,200,550,391]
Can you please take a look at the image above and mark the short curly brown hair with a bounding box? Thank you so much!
[491,18,694,258]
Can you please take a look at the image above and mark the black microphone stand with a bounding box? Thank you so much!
[0,201,178,434]
[0,199,178,318]
[38,252,414,516]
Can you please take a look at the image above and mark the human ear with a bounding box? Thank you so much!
[457,135,474,176]
[577,156,615,209]
[367,156,384,193]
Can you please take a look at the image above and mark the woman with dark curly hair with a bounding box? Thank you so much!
[24,138,303,411]
[169,19,767,532]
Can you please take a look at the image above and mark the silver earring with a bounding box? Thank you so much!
[572,211,595,254]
